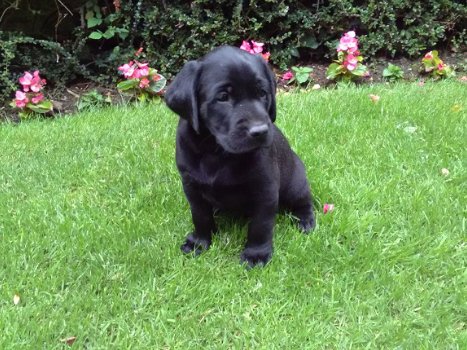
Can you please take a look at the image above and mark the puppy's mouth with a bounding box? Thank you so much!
[215,130,273,154]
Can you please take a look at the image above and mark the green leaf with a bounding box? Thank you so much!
[19,111,32,120]
[89,31,103,40]
[291,66,313,74]
[117,79,139,91]
[296,73,309,85]
[93,6,101,18]
[351,64,368,77]
[326,63,341,80]
[383,64,404,80]
[87,17,102,28]
[289,48,300,58]
[138,93,148,103]
[116,28,129,40]
[149,76,167,94]
[103,28,115,39]
[301,34,319,49]
[85,10,94,20]
[27,100,53,114]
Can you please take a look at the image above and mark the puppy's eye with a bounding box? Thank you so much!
[217,91,229,102]
[258,89,267,97]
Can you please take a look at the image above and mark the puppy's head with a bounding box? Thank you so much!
[165,46,276,154]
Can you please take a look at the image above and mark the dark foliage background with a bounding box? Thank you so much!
[0,0,465,99]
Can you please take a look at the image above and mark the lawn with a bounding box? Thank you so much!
[1,82,465,348]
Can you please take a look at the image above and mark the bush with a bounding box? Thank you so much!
[0,31,88,100]
[0,0,465,99]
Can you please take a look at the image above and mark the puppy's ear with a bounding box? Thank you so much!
[263,61,277,123]
[165,60,202,133]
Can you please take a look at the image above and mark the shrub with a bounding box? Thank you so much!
[0,0,465,99]
[383,63,405,82]
[77,90,112,111]
[290,66,314,87]
[0,31,89,101]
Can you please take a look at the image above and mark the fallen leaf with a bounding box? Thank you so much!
[459,76,467,82]
[61,336,77,346]
[369,94,380,102]
[441,168,450,176]
[323,203,335,214]
[312,84,321,90]
[13,294,20,305]
[451,104,462,113]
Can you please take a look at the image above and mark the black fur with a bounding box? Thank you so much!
[165,46,315,267]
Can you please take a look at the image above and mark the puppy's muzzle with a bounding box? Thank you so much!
[248,124,269,139]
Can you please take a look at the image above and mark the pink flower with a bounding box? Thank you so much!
[323,203,335,214]
[134,47,143,56]
[261,52,270,61]
[19,71,33,91]
[240,40,266,56]
[15,100,27,108]
[337,31,359,53]
[282,71,293,80]
[118,62,136,78]
[152,74,161,82]
[139,77,150,88]
[240,40,252,53]
[19,71,44,92]
[31,93,44,104]
[343,54,358,71]
[130,69,141,79]
[251,40,264,54]
[424,51,433,60]
[437,63,444,71]
[15,90,28,108]
[136,62,149,77]
[15,90,27,100]
[30,72,44,92]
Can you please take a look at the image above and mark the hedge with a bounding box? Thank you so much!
[0,0,465,98]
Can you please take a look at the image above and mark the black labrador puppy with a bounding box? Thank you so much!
[165,46,315,267]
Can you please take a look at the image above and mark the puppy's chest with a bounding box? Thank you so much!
[188,154,245,188]
[184,155,252,209]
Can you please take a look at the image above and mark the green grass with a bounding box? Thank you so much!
[1,81,465,348]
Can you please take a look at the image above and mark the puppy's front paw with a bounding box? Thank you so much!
[240,245,272,268]
[180,233,211,256]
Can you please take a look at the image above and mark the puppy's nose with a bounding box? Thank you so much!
[248,124,269,138]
